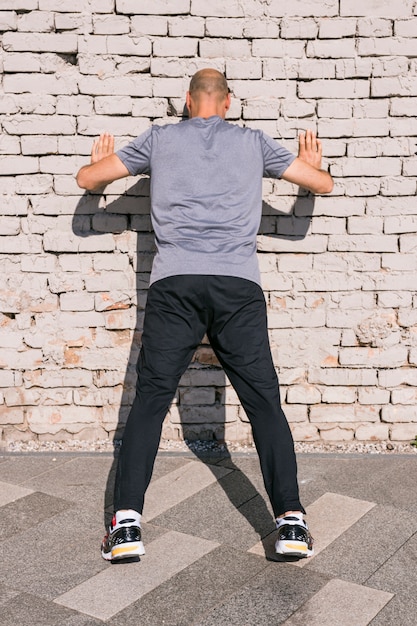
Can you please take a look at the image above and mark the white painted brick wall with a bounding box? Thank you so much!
[1,2,416,448]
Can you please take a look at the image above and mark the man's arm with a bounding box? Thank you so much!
[282,130,333,195]
[76,133,130,191]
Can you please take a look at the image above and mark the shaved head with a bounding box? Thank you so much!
[188,69,229,103]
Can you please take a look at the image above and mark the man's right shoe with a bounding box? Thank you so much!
[275,514,314,558]
[101,510,145,561]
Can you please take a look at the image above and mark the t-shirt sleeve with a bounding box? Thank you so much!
[116,127,153,176]
[261,132,296,179]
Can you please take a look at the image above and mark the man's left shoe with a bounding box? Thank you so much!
[275,514,314,558]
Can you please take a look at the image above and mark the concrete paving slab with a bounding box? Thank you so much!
[0,480,33,507]
[142,459,232,521]
[22,457,114,507]
[1,592,101,626]
[281,578,393,626]
[305,504,417,584]
[0,491,72,541]
[55,530,219,621]
[194,561,329,626]
[0,454,75,484]
[0,504,108,600]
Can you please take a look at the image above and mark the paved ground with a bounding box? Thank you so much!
[0,449,416,625]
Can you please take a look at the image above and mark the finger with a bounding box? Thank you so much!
[108,134,114,154]
[316,137,322,157]
[91,138,99,162]
[305,129,313,151]
[298,131,306,154]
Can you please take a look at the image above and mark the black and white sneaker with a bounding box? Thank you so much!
[275,514,314,558]
[101,510,145,561]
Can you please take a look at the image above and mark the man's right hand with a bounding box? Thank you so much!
[298,129,322,170]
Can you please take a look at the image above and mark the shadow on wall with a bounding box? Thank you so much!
[72,144,315,544]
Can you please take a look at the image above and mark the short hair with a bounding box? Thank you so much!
[188,69,229,101]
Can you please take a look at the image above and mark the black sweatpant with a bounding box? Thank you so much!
[114,275,305,518]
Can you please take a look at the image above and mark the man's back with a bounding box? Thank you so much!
[117,116,294,285]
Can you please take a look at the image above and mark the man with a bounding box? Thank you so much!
[76,68,333,562]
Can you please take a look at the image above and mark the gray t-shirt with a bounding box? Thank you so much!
[116,116,295,286]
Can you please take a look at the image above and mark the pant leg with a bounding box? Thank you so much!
[114,276,208,513]
[206,276,305,518]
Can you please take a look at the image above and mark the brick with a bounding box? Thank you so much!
[348,216,383,234]
[0,156,39,175]
[20,136,57,155]
[381,177,416,197]
[94,96,132,115]
[106,35,152,56]
[200,39,251,58]
[267,0,338,17]
[359,387,392,406]
[318,17,356,38]
[153,37,197,57]
[60,292,95,312]
[280,17,317,39]
[390,118,417,136]
[335,58,373,79]
[117,0,190,14]
[391,97,417,116]
[130,15,167,35]
[381,405,417,423]
[262,58,299,80]
[252,39,305,58]
[77,35,107,54]
[3,115,75,135]
[307,39,356,58]
[318,100,352,118]
[355,423,389,441]
[390,423,417,441]
[78,76,152,96]
[340,346,407,368]
[191,0,244,17]
[286,384,321,404]
[331,157,401,177]
[298,59,336,79]
[394,17,417,36]
[54,12,92,31]
[0,11,17,30]
[0,407,24,425]
[93,15,130,35]
[243,19,279,38]
[341,0,413,17]
[357,17,393,37]
[0,197,28,216]
[299,79,369,99]
[27,406,100,435]
[2,32,77,52]
[17,10,54,32]
[0,0,37,9]
[359,37,417,57]
[205,17,244,38]
[291,423,320,441]
[16,174,53,195]
[321,386,357,403]
[391,388,417,405]
[0,135,20,155]
[168,16,204,36]
[310,404,379,423]
[373,76,417,97]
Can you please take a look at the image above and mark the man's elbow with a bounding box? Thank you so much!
[314,173,334,195]
[76,168,96,191]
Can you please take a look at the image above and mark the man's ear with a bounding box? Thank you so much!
[225,93,231,111]
[185,91,192,113]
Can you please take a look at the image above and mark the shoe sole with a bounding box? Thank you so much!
[275,540,313,558]
[102,541,145,561]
